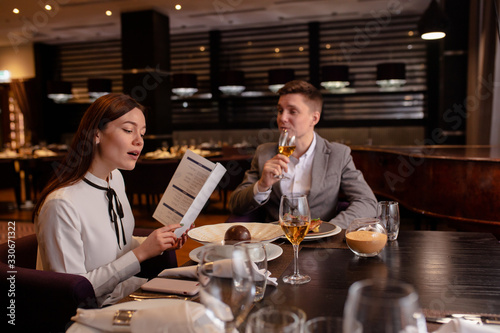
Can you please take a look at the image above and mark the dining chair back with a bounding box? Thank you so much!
[0,234,97,333]
[121,160,178,212]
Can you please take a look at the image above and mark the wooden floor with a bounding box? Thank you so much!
[0,187,230,265]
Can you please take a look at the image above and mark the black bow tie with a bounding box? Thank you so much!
[83,178,127,249]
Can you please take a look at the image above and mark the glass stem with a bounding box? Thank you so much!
[293,244,299,276]
[225,322,236,333]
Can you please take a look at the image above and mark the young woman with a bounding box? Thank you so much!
[34,93,187,307]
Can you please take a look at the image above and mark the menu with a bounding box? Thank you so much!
[152,149,227,237]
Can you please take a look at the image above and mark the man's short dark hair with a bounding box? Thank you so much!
[277,80,323,113]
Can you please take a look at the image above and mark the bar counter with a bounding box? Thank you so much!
[350,145,500,231]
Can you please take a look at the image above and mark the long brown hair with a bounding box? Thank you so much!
[33,93,146,220]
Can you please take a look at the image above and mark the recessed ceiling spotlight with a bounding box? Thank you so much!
[45,5,52,11]
[275,48,280,53]
[13,8,20,14]
[175,4,182,10]
[298,46,304,52]
[199,46,205,52]
[106,10,112,16]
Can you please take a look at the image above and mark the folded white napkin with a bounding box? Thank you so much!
[71,300,218,333]
[158,260,278,286]
[434,318,500,333]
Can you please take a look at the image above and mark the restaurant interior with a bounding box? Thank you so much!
[0,0,499,332]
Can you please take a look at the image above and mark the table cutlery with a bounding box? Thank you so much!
[425,314,500,325]
[129,293,197,301]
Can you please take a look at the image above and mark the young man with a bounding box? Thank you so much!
[228,80,377,229]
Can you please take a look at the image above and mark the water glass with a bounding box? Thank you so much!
[235,240,268,302]
[278,306,307,332]
[377,201,400,241]
[305,317,344,333]
[246,307,301,333]
[343,279,427,333]
[198,244,255,332]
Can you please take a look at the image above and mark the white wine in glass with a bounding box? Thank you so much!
[279,194,311,285]
[278,145,296,157]
[276,130,296,179]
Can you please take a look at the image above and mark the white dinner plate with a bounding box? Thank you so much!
[66,299,213,333]
[189,243,283,263]
[187,222,284,244]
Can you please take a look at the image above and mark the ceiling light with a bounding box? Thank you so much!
[268,68,294,93]
[88,78,112,101]
[175,4,182,10]
[321,65,350,91]
[13,8,19,14]
[219,70,245,96]
[418,0,449,40]
[376,63,406,90]
[106,10,112,16]
[172,73,198,97]
[45,5,52,11]
[47,81,73,103]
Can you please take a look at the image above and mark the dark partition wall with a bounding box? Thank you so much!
[121,10,172,144]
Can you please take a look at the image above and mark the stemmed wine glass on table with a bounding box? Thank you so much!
[279,194,311,285]
[275,129,296,179]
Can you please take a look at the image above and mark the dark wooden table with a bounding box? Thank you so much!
[123,230,500,331]
[255,230,500,331]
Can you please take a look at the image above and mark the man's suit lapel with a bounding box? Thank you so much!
[309,137,331,201]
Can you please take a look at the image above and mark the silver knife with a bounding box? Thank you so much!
[426,314,500,325]
[449,314,500,325]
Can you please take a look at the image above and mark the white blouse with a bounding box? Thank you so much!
[35,170,146,307]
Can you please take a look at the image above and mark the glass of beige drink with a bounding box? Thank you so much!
[345,218,387,257]
[279,194,311,284]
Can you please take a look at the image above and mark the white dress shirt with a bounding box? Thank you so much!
[35,170,146,307]
[254,133,317,201]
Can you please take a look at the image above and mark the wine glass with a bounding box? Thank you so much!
[279,194,311,284]
[198,244,256,332]
[377,201,400,241]
[275,129,296,179]
[343,279,427,333]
